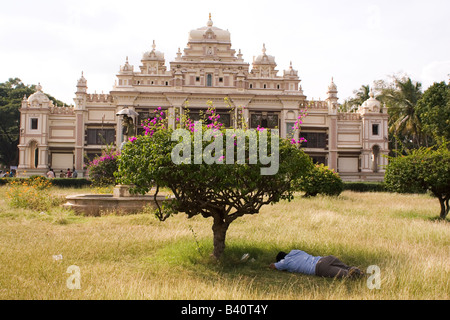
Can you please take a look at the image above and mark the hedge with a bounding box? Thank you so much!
[0,177,92,188]
[342,182,387,192]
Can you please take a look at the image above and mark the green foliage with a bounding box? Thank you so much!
[343,182,387,193]
[87,144,120,187]
[295,163,344,197]
[5,176,64,211]
[385,145,450,219]
[116,103,313,258]
[416,81,450,144]
[0,177,91,188]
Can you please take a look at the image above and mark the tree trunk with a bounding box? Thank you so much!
[212,216,229,259]
[439,196,449,220]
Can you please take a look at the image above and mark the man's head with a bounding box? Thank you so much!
[276,251,287,262]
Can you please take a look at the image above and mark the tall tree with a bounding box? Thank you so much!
[416,81,450,145]
[0,78,34,166]
[382,76,424,149]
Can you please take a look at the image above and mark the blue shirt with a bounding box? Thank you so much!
[274,250,322,275]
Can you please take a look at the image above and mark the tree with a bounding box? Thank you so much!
[382,76,424,149]
[384,145,450,219]
[416,81,450,145]
[341,84,371,112]
[116,104,313,259]
[0,78,67,166]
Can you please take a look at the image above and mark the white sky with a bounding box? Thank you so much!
[0,0,449,105]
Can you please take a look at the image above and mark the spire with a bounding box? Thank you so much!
[152,40,156,51]
[207,13,213,27]
[262,43,266,55]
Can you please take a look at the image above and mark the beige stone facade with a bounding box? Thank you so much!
[18,15,388,181]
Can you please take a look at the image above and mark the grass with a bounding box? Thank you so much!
[0,185,448,300]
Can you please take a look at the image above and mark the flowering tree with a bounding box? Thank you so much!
[87,144,120,186]
[117,102,312,259]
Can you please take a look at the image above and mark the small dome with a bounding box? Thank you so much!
[328,77,337,92]
[360,89,381,112]
[283,61,298,77]
[120,56,134,73]
[77,71,87,87]
[188,14,231,43]
[253,44,276,65]
[142,40,165,61]
[28,83,50,104]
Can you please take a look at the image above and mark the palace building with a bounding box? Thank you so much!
[18,15,389,181]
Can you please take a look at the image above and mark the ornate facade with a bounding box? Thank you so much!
[18,15,389,181]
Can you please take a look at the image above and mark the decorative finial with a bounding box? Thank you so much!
[152,40,156,50]
[262,43,266,54]
[369,87,375,98]
[36,82,42,92]
[207,13,213,27]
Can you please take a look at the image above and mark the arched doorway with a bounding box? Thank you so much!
[371,145,380,173]
[29,140,39,169]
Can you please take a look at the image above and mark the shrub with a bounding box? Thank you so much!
[343,182,387,193]
[384,144,450,219]
[51,178,92,188]
[86,144,120,187]
[5,176,63,211]
[296,163,344,197]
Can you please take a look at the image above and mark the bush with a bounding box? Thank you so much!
[0,177,91,188]
[5,176,64,211]
[86,145,120,187]
[51,178,92,188]
[343,182,387,193]
[296,163,344,197]
[385,145,450,219]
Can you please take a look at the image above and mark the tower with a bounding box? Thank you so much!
[357,89,389,175]
[326,78,338,171]
[18,83,52,173]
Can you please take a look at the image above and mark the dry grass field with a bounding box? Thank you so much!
[0,185,448,300]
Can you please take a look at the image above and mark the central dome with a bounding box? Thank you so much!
[188,14,231,43]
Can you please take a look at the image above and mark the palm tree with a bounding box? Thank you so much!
[341,85,371,112]
[383,77,424,149]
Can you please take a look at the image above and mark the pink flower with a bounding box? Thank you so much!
[128,136,137,143]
